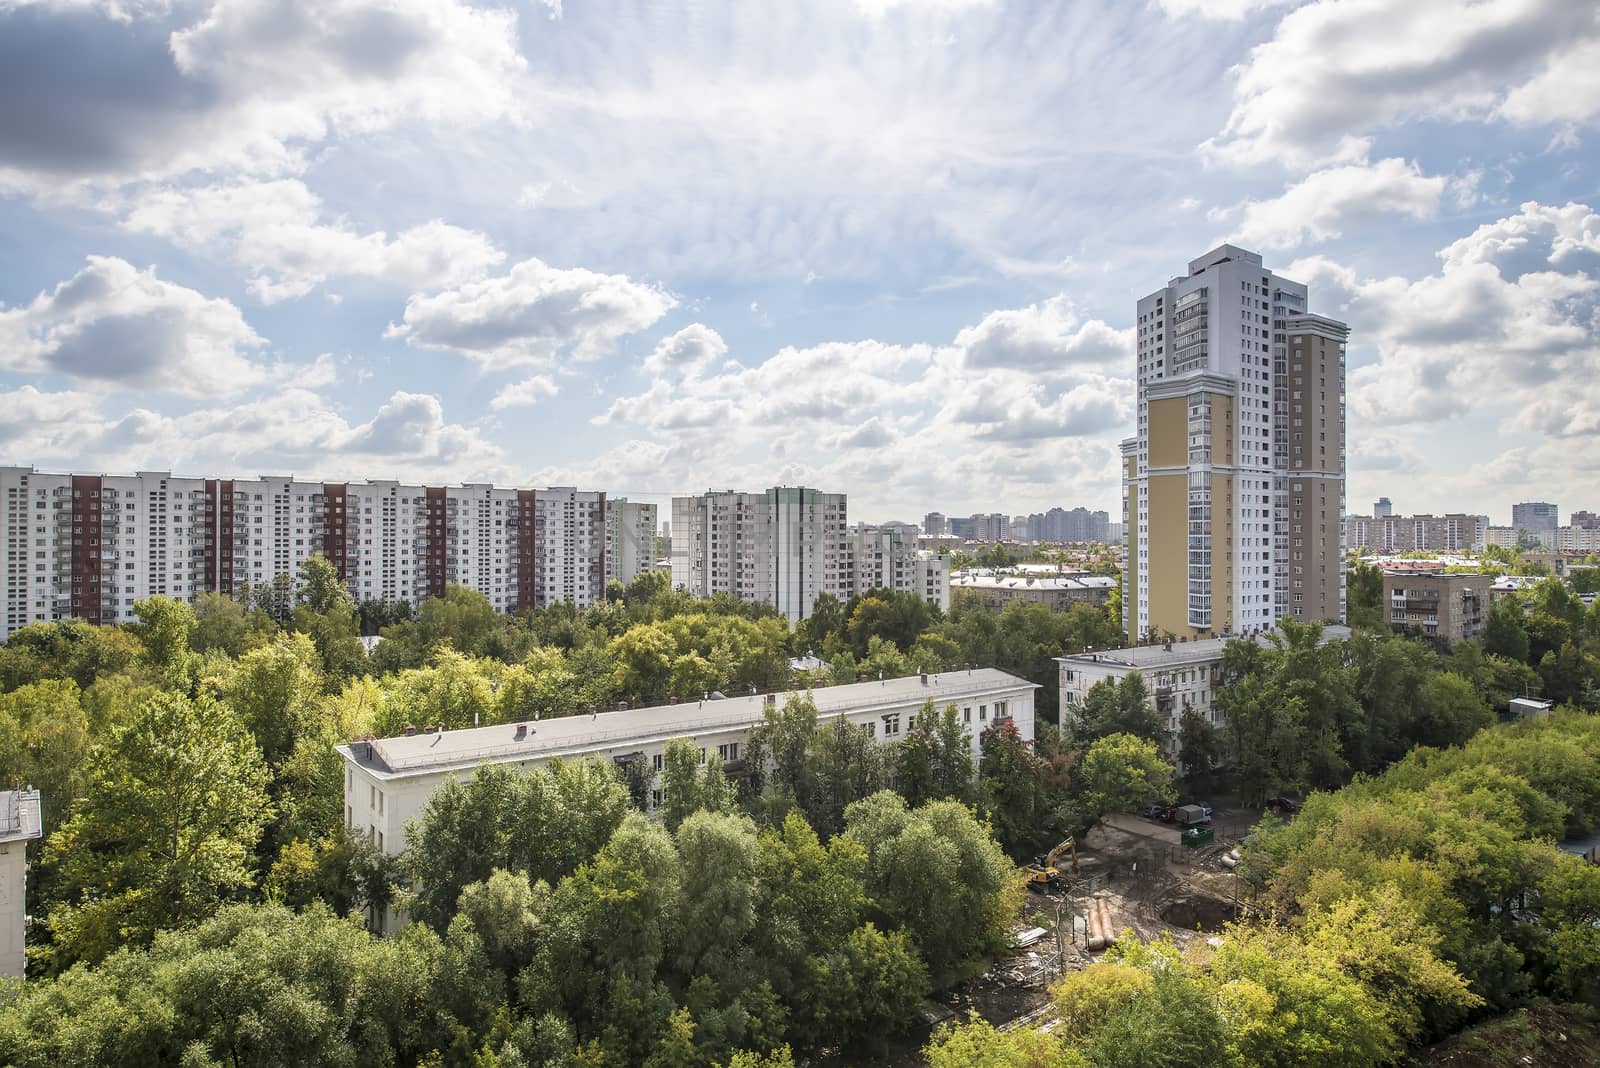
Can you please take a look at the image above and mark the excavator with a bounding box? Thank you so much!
[1022,837,1078,891]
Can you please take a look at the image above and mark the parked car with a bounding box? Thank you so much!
[1186,800,1215,820]
[1142,801,1175,821]
[1265,796,1302,815]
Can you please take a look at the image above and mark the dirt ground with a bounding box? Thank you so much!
[1405,1005,1600,1068]
[814,804,1266,1067]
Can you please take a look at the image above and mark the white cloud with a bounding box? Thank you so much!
[0,0,527,190]
[1292,203,1600,432]
[386,258,676,370]
[1154,0,1293,20]
[1498,35,1600,125]
[850,0,994,16]
[1204,0,1600,167]
[1221,157,1444,249]
[0,255,267,395]
[489,374,559,411]
[643,324,728,376]
[115,179,505,302]
[955,296,1131,371]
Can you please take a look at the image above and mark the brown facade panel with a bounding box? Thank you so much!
[70,475,103,626]
[322,483,349,582]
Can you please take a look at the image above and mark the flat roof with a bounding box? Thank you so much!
[340,669,1037,781]
[953,575,1115,591]
[1057,625,1352,672]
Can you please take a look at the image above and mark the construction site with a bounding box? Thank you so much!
[845,803,1266,1066]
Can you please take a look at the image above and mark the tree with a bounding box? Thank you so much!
[844,792,1017,985]
[41,692,273,969]
[895,701,973,807]
[406,759,629,929]
[0,902,445,1068]
[660,737,736,831]
[977,719,1075,858]
[1075,733,1174,832]
[1347,561,1384,630]
[297,553,353,613]
[191,591,274,657]
[1176,709,1223,787]
[0,679,91,838]
[672,810,760,987]
[128,595,198,681]
[1073,673,1162,744]
[1484,597,1532,663]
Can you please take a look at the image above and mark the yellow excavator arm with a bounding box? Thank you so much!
[1043,837,1078,875]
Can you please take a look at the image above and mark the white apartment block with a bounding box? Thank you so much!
[339,668,1038,926]
[0,789,42,979]
[1556,526,1600,552]
[605,498,659,589]
[848,523,951,613]
[1125,245,1347,644]
[1344,513,1489,553]
[671,487,851,622]
[0,467,637,639]
[1057,626,1350,753]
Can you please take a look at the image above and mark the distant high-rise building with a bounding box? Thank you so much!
[1373,497,1392,518]
[922,512,947,536]
[605,498,658,589]
[670,487,849,621]
[1512,502,1559,547]
[848,524,950,612]
[1123,245,1346,644]
[1572,510,1600,530]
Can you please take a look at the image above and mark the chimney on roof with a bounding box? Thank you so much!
[404,725,416,736]
[920,671,928,685]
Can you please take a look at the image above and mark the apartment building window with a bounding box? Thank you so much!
[882,713,900,737]
[718,742,739,762]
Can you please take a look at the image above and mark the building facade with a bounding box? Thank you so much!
[848,524,951,613]
[1556,526,1600,552]
[1512,502,1560,547]
[1572,510,1600,531]
[0,467,635,639]
[922,512,947,536]
[1343,513,1489,553]
[339,669,1038,925]
[1124,245,1347,644]
[1057,626,1352,751]
[1373,497,1392,518]
[0,789,42,979]
[1382,572,1491,643]
[951,573,1116,613]
[670,487,850,622]
[605,498,659,590]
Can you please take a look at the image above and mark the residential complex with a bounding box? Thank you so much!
[1343,513,1490,553]
[1382,571,1491,643]
[340,669,1037,924]
[0,789,42,979]
[670,488,952,620]
[1056,625,1352,748]
[0,467,657,639]
[850,523,951,613]
[671,487,850,622]
[1123,245,1347,644]
[951,572,1116,613]
[921,506,1110,543]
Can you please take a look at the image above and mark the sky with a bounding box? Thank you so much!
[0,0,1597,527]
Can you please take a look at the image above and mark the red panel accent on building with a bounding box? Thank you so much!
[322,483,348,581]
[203,479,218,593]
[70,475,103,625]
[217,480,235,595]
[515,489,536,611]
[423,487,448,601]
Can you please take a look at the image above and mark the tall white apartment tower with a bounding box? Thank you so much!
[671,487,849,621]
[1123,245,1346,644]
[605,498,658,587]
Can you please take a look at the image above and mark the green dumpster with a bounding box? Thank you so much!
[1181,826,1214,848]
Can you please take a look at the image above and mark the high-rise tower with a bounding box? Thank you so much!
[1123,245,1346,643]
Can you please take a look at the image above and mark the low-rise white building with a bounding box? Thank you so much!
[338,669,1037,905]
[1056,626,1352,744]
[0,789,42,979]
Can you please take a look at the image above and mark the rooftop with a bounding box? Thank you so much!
[1057,625,1352,672]
[953,574,1115,591]
[0,790,42,845]
[340,668,1037,780]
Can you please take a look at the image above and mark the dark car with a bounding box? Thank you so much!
[1142,801,1175,821]
[1265,796,1302,814]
